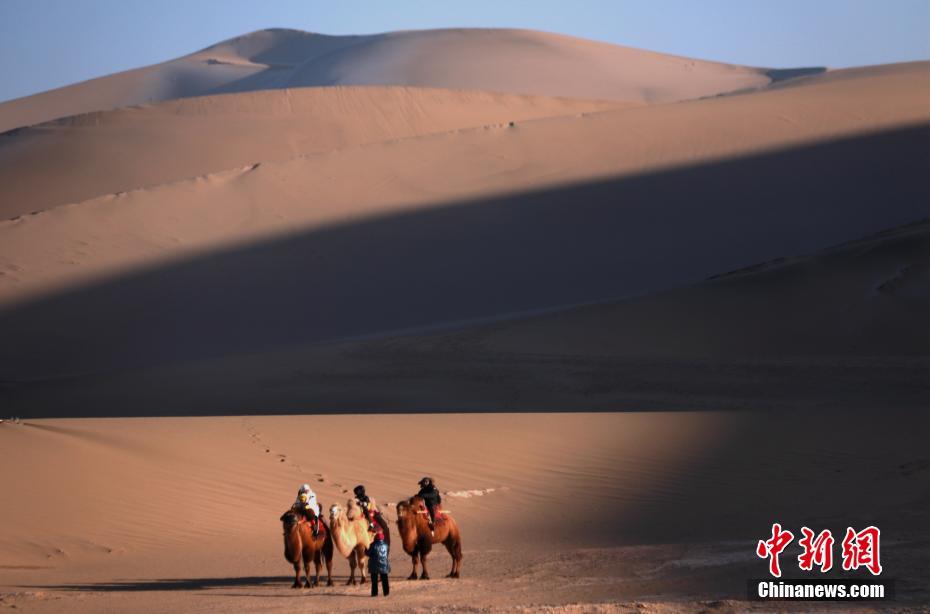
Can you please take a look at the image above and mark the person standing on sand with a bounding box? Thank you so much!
[366,530,391,597]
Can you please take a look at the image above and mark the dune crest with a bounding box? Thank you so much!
[0,27,775,131]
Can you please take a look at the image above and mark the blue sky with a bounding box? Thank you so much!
[1,0,928,103]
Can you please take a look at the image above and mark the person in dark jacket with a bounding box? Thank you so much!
[366,531,390,596]
[353,484,377,531]
[417,476,442,532]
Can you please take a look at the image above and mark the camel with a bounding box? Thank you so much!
[328,500,373,585]
[279,509,334,589]
[396,496,462,580]
[354,495,392,546]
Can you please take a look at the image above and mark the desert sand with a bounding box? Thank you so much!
[0,27,928,612]
[0,87,626,217]
[1,411,927,612]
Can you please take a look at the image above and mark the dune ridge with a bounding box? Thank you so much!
[0,27,778,132]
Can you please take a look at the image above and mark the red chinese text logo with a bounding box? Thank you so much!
[841,526,882,576]
[756,523,794,577]
[798,527,834,572]
[757,523,882,577]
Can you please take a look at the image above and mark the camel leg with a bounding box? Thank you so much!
[419,552,430,580]
[346,551,358,585]
[291,560,302,589]
[325,554,334,587]
[303,556,312,589]
[408,553,419,580]
[321,530,334,587]
[312,551,322,588]
[356,545,367,584]
[444,537,462,578]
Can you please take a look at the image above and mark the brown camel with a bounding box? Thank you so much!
[328,501,373,585]
[279,509,334,589]
[396,496,463,580]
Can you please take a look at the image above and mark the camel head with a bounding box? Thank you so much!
[280,510,300,533]
[395,498,420,551]
[329,503,345,527]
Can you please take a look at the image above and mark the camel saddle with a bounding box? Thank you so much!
[418,501,447,524]
[298,516,323,533]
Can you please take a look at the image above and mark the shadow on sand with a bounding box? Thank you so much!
[36,575,374,594]
[0,122,928,416]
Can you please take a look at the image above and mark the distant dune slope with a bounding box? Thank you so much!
[0,87,624,217]
[0,28,774,131]
[0,61,926,310]
[765,60,930,91]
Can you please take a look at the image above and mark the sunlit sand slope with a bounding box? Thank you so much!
[0,27,773,131]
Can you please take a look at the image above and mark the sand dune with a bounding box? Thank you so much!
[0,87,624,217]
[274,28,772,103]
[2,58,922,220]
[2,62,927,307]
[0,63,927,394]
[1,410,927,611]
[0,29,356,132]
[0,63,928,417]
[0,27,776,132]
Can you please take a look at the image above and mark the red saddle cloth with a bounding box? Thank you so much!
[299,516,322,533]
[419,502,446,524]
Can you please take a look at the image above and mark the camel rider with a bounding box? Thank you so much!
[353,485,377,532]
[417,477,442,532]
[292,484,322,537]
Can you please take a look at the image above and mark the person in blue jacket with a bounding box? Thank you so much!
[366,530,390,597]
